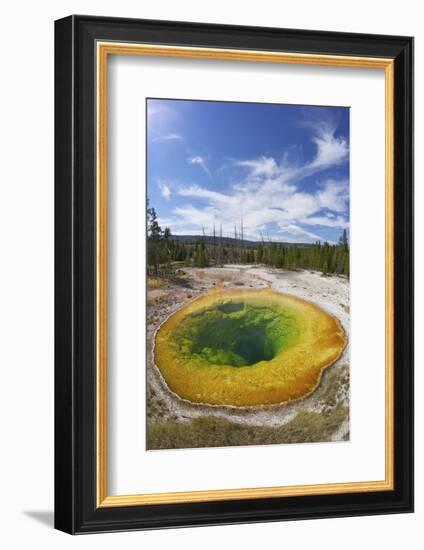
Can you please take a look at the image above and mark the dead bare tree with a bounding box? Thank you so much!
[218,224,223,267]
[212,222,216,266]
[240,216,245,263]
[233,224,238,263]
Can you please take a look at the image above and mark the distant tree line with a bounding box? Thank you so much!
[257,232,349,275]
[147,201,349,277]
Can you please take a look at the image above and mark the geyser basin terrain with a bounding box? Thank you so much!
[155,289,346,406]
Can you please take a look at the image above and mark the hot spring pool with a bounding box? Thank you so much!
[154,289,346,406]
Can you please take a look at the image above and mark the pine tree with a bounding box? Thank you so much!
[147,204,162,276]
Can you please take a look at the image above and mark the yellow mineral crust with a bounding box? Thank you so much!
[154,289,346,406]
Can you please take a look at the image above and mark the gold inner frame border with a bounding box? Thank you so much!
[96,42,394,508]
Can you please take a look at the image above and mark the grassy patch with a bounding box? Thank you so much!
[147,270,190,290]
[317,364,349,410]
[147,405,348,450]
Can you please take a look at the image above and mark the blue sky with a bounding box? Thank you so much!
[147,98,349,244]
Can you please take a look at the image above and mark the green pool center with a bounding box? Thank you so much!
[174,302,299,367]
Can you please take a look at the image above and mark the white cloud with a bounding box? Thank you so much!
[178,185,235,206]
[165,121,348,241]
[235,156,279,178]
[316,179,349,212]
[187,155,212,177]
[235,124,348,184]
[173,176,347,241]
[309,128,349,170]
[159,182,172,200]
[301,214,349,229]
[152,133,183,143]
[278,223,323,242]
[173,204,219,228]
[147,101,181,144]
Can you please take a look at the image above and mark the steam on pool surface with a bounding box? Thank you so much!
[155,289,346,407]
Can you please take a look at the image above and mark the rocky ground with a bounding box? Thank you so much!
[146,266,350,449]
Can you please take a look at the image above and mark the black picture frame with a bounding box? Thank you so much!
[55,14,414,534]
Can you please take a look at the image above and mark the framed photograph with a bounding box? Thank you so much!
[54,15,413,534]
